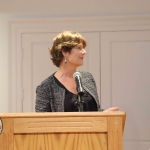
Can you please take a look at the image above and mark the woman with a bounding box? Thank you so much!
[35,31,119,112]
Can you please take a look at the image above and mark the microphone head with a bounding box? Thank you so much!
[73,71,84,96]
[73,71,82,79]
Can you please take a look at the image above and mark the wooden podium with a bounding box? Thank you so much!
[0,112,126,150]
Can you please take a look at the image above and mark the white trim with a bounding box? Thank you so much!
[9,15,150,112]
[9,15,150,22]
[9,15,150,31]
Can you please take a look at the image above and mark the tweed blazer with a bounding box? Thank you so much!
[35,71,103,112]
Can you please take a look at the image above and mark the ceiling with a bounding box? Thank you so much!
[1,0,150,17]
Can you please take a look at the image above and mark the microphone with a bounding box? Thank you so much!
[73,72,84,96]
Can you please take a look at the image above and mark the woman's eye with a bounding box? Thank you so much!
[78,47,82,50]
[75,45,83,50]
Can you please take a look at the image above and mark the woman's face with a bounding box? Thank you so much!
[66,43,86,67]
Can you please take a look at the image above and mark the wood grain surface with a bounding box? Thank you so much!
[0,112,126,150]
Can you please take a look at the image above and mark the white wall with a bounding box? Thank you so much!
[0,14,9,112]
[1,0,150,17]
[1,0,150,112]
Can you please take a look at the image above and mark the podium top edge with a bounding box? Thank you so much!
[0,111,126,118]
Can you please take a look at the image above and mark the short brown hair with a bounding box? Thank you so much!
[49,31,86,67]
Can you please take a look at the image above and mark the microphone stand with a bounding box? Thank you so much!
[75,93,84,112]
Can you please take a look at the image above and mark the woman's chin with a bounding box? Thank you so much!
[78,63,83,67]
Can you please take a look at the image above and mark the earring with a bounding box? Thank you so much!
[64,58,67,64]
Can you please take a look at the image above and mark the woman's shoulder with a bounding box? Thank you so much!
[79,71,93,78]
[37,73,55,89]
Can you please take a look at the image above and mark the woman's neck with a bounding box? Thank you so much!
[56,66,77,78]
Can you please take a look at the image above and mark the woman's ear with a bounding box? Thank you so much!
[61,49,67,57]
[61,50,67,64]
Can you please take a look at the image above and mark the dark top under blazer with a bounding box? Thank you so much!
[35,71,103,112]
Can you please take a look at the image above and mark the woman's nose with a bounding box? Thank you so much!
[82,49,86,55]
